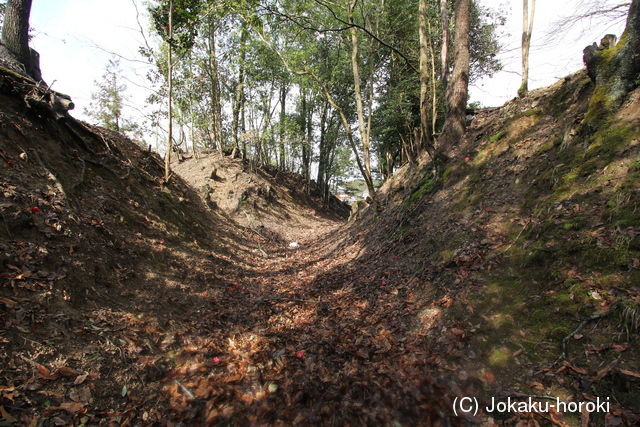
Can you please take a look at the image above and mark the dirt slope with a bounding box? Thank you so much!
[172,151,349,243]
[346,69,640,426]
[0,67,343,426]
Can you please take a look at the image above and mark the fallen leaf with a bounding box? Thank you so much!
[611,344,630,352]
[0,406,16,421]
[619,369,640,379]
[36,365,51,376]
[74,373,88,385]
[54,366,77,377]
[0,297,18,308]
[525,381,544,390]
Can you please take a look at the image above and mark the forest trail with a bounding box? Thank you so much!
[2,65,640,426]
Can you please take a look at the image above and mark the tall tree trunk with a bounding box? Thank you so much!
[428,21,438,135]
[419,0,441,164]
[518,0,536,97]
[306,96,313,186]
[349,1,377,204]
[232,25,248,158]
[317,100,330,201]
[438,0,471,156]
[1,0,32,73]
[440,0,450,89]
[299,90,311,183]
[279,84,287,170]
[207,19,223,152]
[164,0,174,183]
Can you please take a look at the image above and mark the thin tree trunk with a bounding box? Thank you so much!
[164,0,174,183]
[207,19,223,152]
[299,90,310,183]
[440,0,450,89]
[419,0,440,163]
[306,97,313,186]
[232,25,248,158]
[317,100,329,201]
[519,0,536,97]
[428,20,438,137]
[349,0,376,203]
[439,0,471,156]
[279,85,287,170]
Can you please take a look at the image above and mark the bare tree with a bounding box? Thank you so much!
[518,0,536,97]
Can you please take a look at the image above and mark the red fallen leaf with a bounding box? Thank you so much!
[296,351,304,358]
[485,209,493,212]
[465,157,471,161]
[203,292,209,296]
[30,207,41,213]
[381,281,387,285]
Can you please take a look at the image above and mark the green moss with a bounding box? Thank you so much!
[524,109,542,117]
[562,216,589,231]
[489,131,507,143]
[537,142,554,154]
[580,247,628,270]
[441,249,454,263]
[442,165,453,184]
[409,176,436,204]
[489,346,515,368]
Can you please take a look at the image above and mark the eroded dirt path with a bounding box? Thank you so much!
[151,213,464,426]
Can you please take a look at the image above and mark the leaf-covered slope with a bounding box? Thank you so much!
[345,69,640,425]
[0,67,274,424]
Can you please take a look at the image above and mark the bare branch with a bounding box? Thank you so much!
[544,1,630,44]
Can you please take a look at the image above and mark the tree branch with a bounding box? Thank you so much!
[260,0,418,73]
